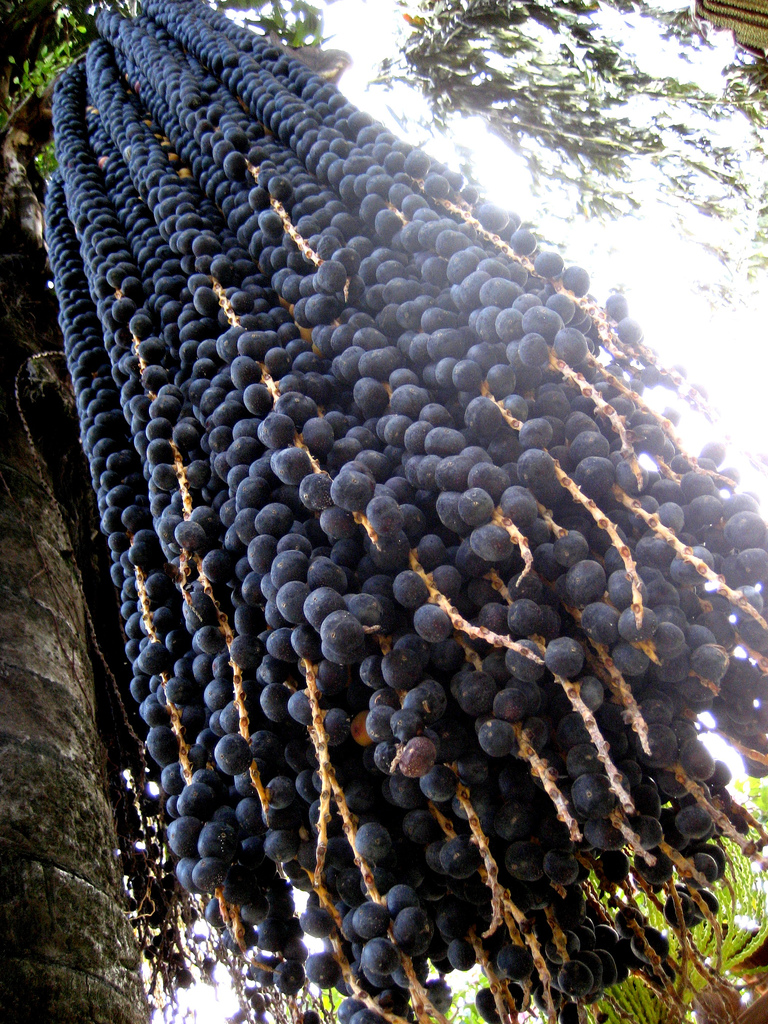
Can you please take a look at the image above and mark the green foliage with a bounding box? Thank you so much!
[596,840,768,1024]
[0,0,326,132]
[599,976,667,1024]
[731,774,768,826]
[34,139,57,179]
[0,2,99,127]
[6,10,87,105]
[387,0,768,281]
[443,966,485,1023]
[214,0,324,47]
[0,0,326,189]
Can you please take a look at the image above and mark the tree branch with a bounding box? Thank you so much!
[0,82,54,255]
[739,992,768,1024]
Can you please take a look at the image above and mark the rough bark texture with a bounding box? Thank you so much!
[0,84,54,256]
[0,228,148,1018]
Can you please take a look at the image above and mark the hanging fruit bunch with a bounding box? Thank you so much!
[47,2,768,1020]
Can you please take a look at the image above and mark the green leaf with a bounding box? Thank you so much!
[593,840,768,1023]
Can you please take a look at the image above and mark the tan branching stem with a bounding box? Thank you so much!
[271,197,323,266]
[132,347,147,376]
[437,197,533,264]
[133,565,193,781]
[134,565,159,641]
[428,798,551,1019]
[556,676,635,814]
[559,600,651,755]
[313,777,332,884]
[535,501,568,539]
[193,560,234,642]
[480,382,525,433]
[581,875,613,927]
[235,671,270,815]
[244,160,350,317]
[302,661,448,1024]
[300,660,333,881]
[330,779,379,901]
[426,799,456,839]
[166,700,193,783]
[632,879,687,967]
[732,800,768,847]
[513,723,581,840]
[605,327,768,482]
[551,458,645,625]
[560,293,628,365]
[328,935,411,1024]
[170,440,194,517]
[457,635,484,669]
[608,810,657,866]
[613,487,768,635]
[665,878,728,998]
[352,511,379,544]
[708,732,768,767]
[138,282,298,818]
[451,778,506,939]
[188,554,268,813]
[659,845,724,971]
[386,201,407,226]
[311,886,412,1024]
[634,637,661,664]
[583,640,651,755]
[371,632,393,656]
[688,888,724,974]
[294,433,323,471]
[184,556,271,810]
[408,550,544,663]
[584,860,683,1004]
[485,568,513,603]
[331,798,449,1024]
[229,907,248,954]
[664,881,692,994]
[215,887,248,954]
[468,929,521,1024]
[478,386,645,625]
[585,355,740,485]
[547,352,642,487]
[658,842,709,889]
[438,196,768,480]
[672,767,761,856]
[616,890,684,1005]
[544,906,569,963]
[655,457,685,483]
[212,279,281,400]
[733,635,768,675]
[128,288,196,531]
[635,875,732,1006]
[244,158,324,265]
[490,509,534,577]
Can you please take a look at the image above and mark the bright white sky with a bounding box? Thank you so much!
[166,2,768,1018]
[321,0,766,777]
[322,0,768,496]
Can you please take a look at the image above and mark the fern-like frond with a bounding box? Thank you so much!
[598,976,670,1024]
[701,840,768,974]
[594,841,768,1024]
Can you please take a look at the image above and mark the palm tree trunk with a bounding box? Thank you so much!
[0,122,148,1023]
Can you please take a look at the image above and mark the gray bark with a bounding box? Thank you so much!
[0,174,148,1022]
